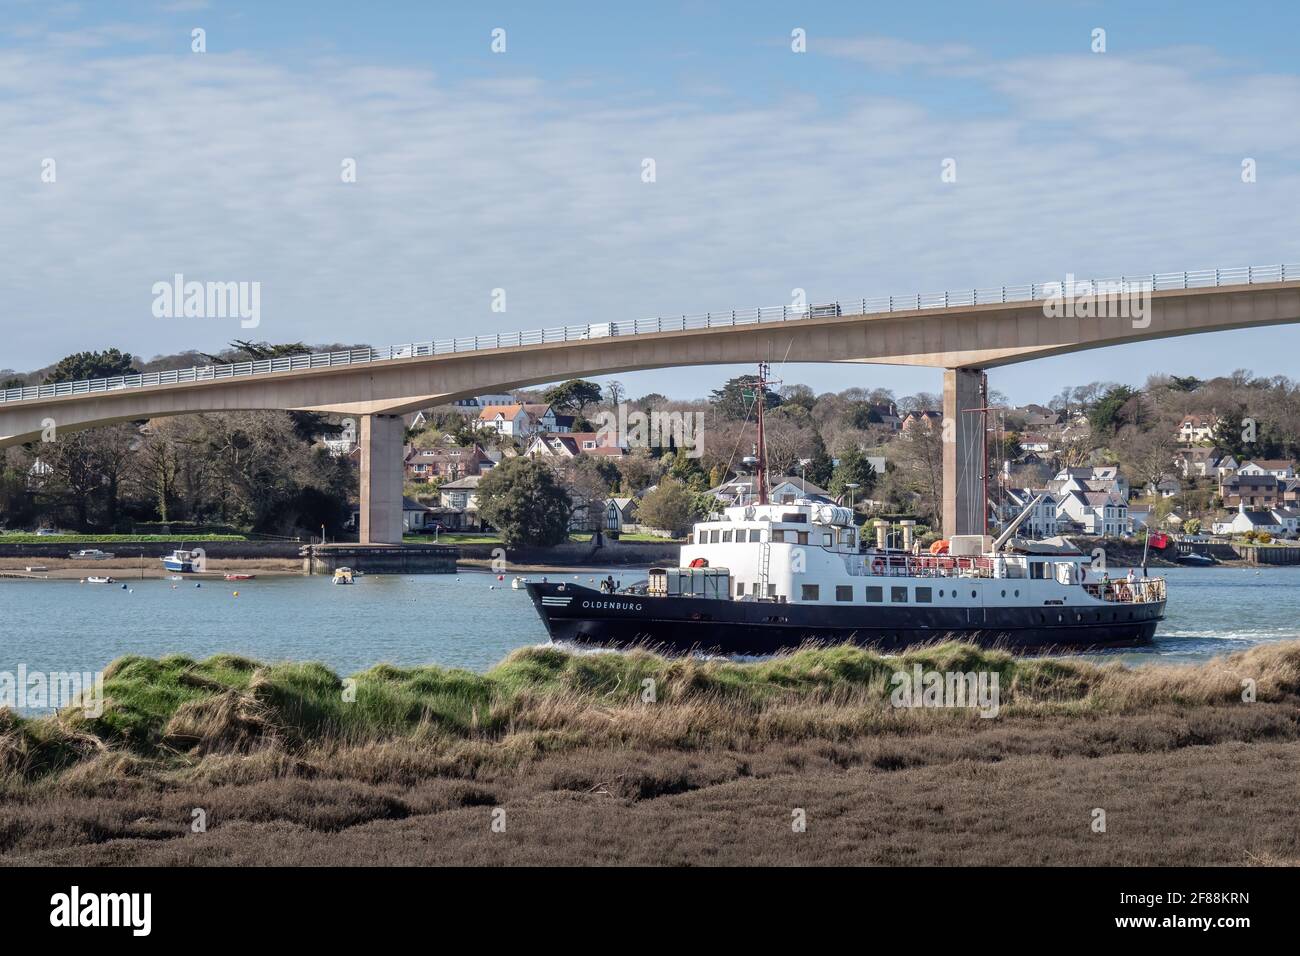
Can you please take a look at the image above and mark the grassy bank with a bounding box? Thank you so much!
[3,641,1298,865]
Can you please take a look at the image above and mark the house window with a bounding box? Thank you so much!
[891,586,908,603]
[865,586,883,602]
[801,584,820,601]
[835,585,853,601]
[915,587,932,603]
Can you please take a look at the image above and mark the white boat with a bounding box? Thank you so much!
[332,567,355,585]
[525,362,1167,656]
[69,548,114,560]
[161,548,201,572]
[85,575,115,584]
[511,576,529,589]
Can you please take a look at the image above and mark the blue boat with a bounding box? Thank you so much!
[161,548,201,573]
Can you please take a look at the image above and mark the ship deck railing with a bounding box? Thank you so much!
[852,554,999,578]
[1083,579,1166,604]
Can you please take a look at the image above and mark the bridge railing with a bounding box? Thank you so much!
[3,261,1296,406]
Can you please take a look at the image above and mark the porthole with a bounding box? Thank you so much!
[971,590,977,598]
[1000,589,1006,598]
[1014,589,1020,597]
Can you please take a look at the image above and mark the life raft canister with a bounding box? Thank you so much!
[930,539,950,555]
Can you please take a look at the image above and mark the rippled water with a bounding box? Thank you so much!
[0,565,1295,680]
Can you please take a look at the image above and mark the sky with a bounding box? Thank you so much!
[2,0,1298,405]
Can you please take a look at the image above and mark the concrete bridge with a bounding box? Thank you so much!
[3,263,1298,542]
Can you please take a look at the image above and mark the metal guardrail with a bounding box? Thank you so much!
[3,262,1296,406]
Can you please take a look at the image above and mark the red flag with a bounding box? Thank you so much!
[1149,531,1169,549]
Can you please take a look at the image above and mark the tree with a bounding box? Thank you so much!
[829,447,878,503]
[1088,385,1139,439]
[605,380,625,406]
[636,477,695,536]
[476,457,572,546]
[44,349,138,384]
[709,375,780,421]
[1183,517,1202,534]
[805,432,834,487]
[543,379,603,417]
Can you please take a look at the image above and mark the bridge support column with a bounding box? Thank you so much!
[359,414,405,545]
[942,367,987,539]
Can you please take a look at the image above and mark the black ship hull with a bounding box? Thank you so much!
[526,582,1162,655]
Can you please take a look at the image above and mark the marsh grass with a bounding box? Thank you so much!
[1,640,1295,787]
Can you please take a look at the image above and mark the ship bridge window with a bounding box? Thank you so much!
[801,584,820,601]
[822,533,833,547]
[1030,561,1048,580]
[782,513,807,523]
[722,530,734,542]
[797,531,809,545]
[835,585,852,601]
[749,529,763,543]
[891,586,908,603]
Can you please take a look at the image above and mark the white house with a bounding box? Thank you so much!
[1212,503,1285,536]
[1056,490,1128,536]
[437,476,482,529]
[1237,459,1296,479]
[1144,477,1182,498]
[1176,413,1217,444]
[1051,466,1129,501]
[1004,488,1059,539]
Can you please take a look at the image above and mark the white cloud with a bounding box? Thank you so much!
[0,28,1296,402]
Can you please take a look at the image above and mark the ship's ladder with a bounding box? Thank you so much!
[758,541,771,596]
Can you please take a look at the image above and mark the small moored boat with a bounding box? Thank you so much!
[69,549,114,560]
[224,573,256,581]
[85,575,116,584]
[161,548,202,573]
[332,567,355,585]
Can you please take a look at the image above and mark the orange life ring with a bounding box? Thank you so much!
[871,557,885,574]
[688,557,708,568]
[929,539,949,555]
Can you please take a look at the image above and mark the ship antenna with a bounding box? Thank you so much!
[756,361,769,505]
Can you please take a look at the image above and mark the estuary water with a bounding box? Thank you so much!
[0,566,1296,681]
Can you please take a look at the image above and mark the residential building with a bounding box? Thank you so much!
[437,476,483,529]
[1236,459,1296,479]
[476,403,567,439]
[707,475,833,507]
[1050,466,1130,501]
[604,497,640,533]
[1212,503,1287,536]
[452,393,515,409]
[1219,473,1281,510]
[523,432,626,459]
[1055,490,1128,536]
[404,443,493,483]
[1144,476,1182,498]
[1176,413,1217,444]
[1002,488,1059,538]
[901,410,943,432]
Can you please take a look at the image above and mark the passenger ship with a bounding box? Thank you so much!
[526,366,1166,655]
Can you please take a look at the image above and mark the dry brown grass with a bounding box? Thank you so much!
[1,641,1298,865]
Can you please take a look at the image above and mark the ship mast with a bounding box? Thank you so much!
[755,361,769,505]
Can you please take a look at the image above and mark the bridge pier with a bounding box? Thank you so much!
[942,367,987,539]
[359,413,405,545]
